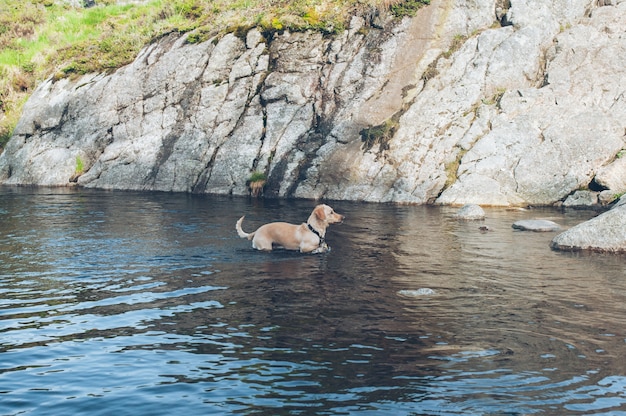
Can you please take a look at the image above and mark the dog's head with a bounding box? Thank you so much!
[314,204,344,225]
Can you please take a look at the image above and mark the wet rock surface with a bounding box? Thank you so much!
[550,204,626,253]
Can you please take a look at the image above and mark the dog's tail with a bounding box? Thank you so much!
[236,216,255,240]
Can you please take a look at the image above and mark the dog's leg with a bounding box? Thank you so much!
[310,243,330,254]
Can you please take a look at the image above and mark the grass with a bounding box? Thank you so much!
[75,155,84,173]
[444,148,467,190]
[360,117,399,153]
[248,171,267,183]
[443,33,466,58]
[0,0,429,150]
[247,171,267,197]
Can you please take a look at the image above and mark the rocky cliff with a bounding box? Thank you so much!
[1,0,625,208]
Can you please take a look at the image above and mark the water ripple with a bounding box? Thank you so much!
[1,190,626,415]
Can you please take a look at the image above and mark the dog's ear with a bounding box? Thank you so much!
[314,205,326,221]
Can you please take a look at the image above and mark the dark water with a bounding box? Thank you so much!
[1,187,625,415]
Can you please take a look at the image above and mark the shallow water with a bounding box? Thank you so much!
[1,187,625,415]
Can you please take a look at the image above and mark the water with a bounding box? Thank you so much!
[1,187,625,415]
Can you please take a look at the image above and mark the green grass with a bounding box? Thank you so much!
[0,0,429,149]
[248,171,267,183]
[75,155,84,173]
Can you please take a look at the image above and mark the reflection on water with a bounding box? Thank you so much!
[1,187,625,415]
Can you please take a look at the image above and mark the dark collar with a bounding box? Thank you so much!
[307,223,325,244]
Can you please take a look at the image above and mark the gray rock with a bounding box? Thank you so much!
[594,155,626,194]
[550,205,626,253]
[0,0,625,209]
[512,219,561,232]
[599,190,619,205]
[563,190,599,207]
[453,204,485,220]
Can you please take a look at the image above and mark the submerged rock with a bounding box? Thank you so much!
[453,204,485,220]
[550,205,626,253]
[399,288,436,297]
[512,219,561,232]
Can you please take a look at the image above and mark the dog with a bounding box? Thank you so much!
[236,204,344,253]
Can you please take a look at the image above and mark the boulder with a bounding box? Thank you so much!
[453,204,485,220]
[594,155,626,194]
[598,190,619,206]
[563,190,599,207]
[550,204,626,253]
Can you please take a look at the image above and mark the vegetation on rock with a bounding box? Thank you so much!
[360,116,399,153]
[0,0,429,150]
[247,171,267,197]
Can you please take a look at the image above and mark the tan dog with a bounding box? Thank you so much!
[236,204,344,253]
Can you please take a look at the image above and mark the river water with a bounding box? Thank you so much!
[0,187,625,415]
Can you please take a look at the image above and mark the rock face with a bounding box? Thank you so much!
[550,204,626,253]
[0,0,625,207]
